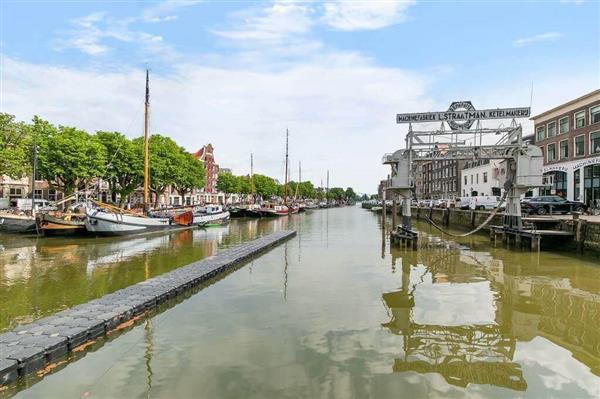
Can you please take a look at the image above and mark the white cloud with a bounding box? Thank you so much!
[1,55,432,193]
[212,1,315,44]
[513,32,564,47]
[322,0,416,31]
[58,1,201,57]
[142,0,202,23]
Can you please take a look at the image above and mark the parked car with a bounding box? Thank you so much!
[469,195,500,210]
[419,199,434,208]
[521,196,587,215]
[455,197,470,210]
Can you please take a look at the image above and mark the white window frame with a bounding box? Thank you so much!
[590,130,600,154]
[547,143,556,162]
[536,125,545,141]
[574,110,585,129]
[559,116,569,134]
[547,121,557,138]
[559,139,569,160]
[574,134,585,157]
[590,105,600,125]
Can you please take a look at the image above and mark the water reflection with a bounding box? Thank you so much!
[384,226,600,392]
[0,217,290,332]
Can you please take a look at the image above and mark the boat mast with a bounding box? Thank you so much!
[284,128,289,206]
[295,161,301,200]
[250,152,255,204]
[326,170,329,205]
[143,69,150,213]
[30,139,37,216]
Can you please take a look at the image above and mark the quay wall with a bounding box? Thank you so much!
[0,230,296,386]
[401,206,600,253]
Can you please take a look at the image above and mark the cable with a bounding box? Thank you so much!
[423,190,509,238]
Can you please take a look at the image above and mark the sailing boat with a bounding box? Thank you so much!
[85,71,196,236]
[259,129,294,217]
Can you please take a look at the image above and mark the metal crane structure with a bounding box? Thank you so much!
[383,101,544,245]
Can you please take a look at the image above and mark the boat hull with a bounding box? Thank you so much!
[193,211,230,227]
[38,214,87,237]
[0,214,36,234]
[85,209,185,236]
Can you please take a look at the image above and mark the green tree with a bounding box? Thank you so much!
[216,172,239,202]
[36,124,106,196]
[135,134,181,207]
[253,174,278,199]
[298,181,316,199]
[96,131,143,205]
[329,187,345,201]
[344,187,357,201]
[172,150,205,200]
[0,113,31,179]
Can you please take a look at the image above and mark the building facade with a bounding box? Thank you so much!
[532,89,600,207]
[460,160,504,198]
[192,144,219,195]
[422,159,466,200]
[1,176,64,207]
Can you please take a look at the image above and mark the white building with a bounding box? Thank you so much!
[460,160,505,198]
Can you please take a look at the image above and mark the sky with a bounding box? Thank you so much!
[1,0,599,193]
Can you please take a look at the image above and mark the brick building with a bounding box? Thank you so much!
[422,158,467,200]
[532,89,600,207]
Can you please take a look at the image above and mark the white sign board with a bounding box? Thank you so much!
[397,107,531,124]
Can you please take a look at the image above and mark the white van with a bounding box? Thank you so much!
[17,198,50,211]
[455,197,470,210]
[469,196,500,210]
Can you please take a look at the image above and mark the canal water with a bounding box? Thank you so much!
[3,206,600,398]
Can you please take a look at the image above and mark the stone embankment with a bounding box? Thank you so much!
[0,230,296,385]
[409,207,600,253]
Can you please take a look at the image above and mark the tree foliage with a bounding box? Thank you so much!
[172,150,205,199]
[0,113,32,179]
[36,122,106,196]
[253,174,278,198]
[216,172,240,197]
[96,131,143,205]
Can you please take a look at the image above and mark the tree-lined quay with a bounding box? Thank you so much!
[0,113,359,208]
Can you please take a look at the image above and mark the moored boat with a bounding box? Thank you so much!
[37,212,87,237]
[193,204,230,226]
[259,203,289,217]
[0,212,36,234]
[85,206,195,236]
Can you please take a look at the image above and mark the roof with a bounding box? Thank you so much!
[530,89,600,121]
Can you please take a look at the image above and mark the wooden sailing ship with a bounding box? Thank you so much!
[84,71,197,236]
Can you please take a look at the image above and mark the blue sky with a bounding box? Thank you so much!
[2,0,599,192]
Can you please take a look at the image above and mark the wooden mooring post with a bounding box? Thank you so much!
[392,198,397,229]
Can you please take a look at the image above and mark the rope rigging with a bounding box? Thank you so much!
[422,190,509,238]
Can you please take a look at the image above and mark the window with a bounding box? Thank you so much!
[591,105,600,125]
[575,111,585,129]
[483,172,488,183]
[470,175,473,184]
[34,189,43,199]
[464,176,467,185]
[547,143,556,161]
[574,169,581,201]
[560,140,569,159]
[476,174,479,184]
[9,188,22,196]
[559,117,569,134]
[547,121,556,138]
[48,189,57,201]
[536,126,545,141]
[591,131,600,154]
[575,135,585,157]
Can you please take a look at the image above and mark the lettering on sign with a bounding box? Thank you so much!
[397,101,531,130]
